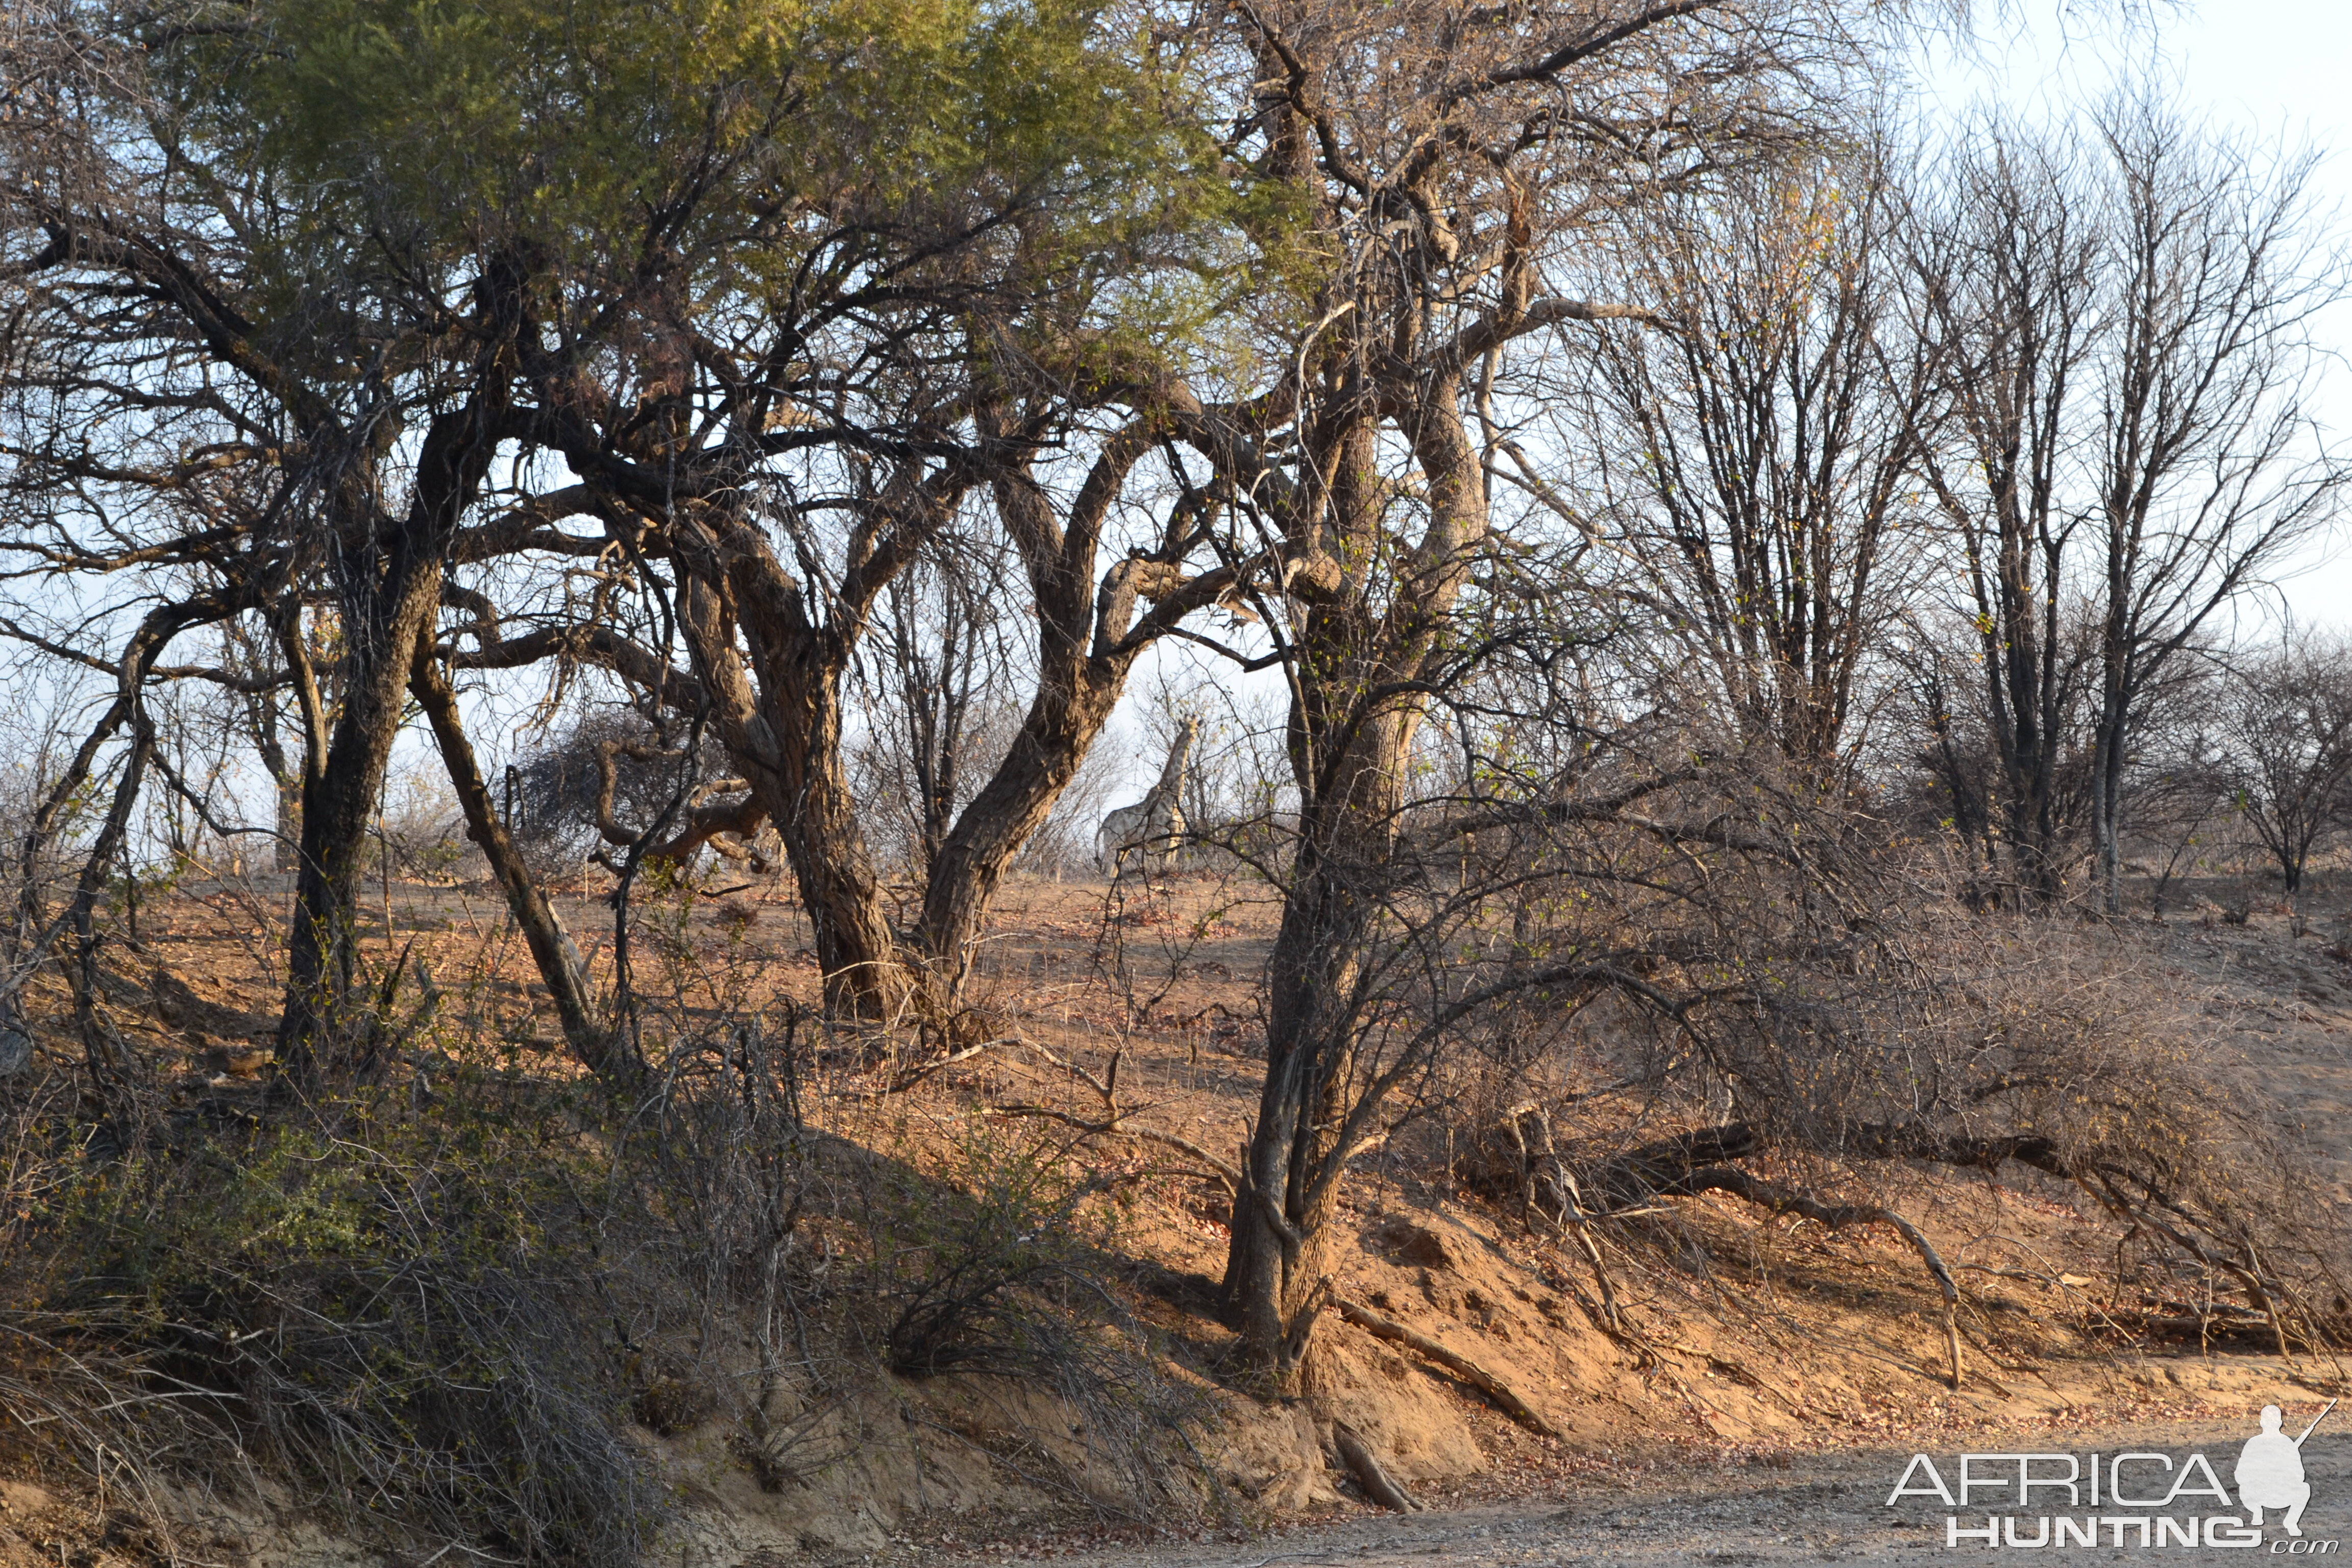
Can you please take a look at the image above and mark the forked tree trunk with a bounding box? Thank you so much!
[275,539,452,1088]
[1217,398,1478,1384]
[909,432,1169,1012]
[668,513,913,1021]
[277,281,522,1089]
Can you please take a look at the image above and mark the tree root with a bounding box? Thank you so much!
[1659,1167,1965,1390]
[1502,1101,1623,1329]
[1331,1296,1563,1437]
[1331,1422,1417,1512]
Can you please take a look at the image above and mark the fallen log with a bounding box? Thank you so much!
[1331,1296,1562,1438]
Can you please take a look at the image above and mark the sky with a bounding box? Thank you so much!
[1914,0,2352,625]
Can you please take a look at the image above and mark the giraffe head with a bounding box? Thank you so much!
[1159,716,1200,788]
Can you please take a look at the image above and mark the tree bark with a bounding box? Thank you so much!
[2091,697,2126,915]
[409,641,635,1086]
[760,636,907,1020]
[276,269,525,1089]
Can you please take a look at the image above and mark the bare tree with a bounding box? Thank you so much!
[2215,630,2352,895]
[1888,601,2100,893]
[855,546,1021,881]
[1586,140,1940,771]
[2081,97,2347,913]
[1915,99,2346,907]
[1912,117,2106,898]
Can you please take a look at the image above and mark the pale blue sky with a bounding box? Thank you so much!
[1916,0,2352,625]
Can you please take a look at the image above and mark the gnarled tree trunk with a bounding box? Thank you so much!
[277,273,524,1089]
[666,508,914,1021]
[1217,400,1479,1384]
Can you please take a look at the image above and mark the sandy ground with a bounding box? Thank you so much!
[1011,1415,2352,1565]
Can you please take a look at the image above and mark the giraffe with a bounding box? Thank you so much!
[1096,718,1198,879]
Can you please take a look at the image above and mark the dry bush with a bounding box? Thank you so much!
[28,1093,670,1568]
[1440,816,2352,1354]
[840,1119,1209,1513]
[506,709,739,880]
[0,984,1217,1559]
[0,1070,212,1555]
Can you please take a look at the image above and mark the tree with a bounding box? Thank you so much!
[1586,142,1940,772]
[2080,97,2346,914]
[3,0,868,1086]
[1915,99,2346,907]
[1889,600,2100,894]
[4,0,1204,1069]
[425,1,1235,1024]
[1122,0,1878,1381]
[853,545,1020,881]
[2217,631,2352,895]
[1911,117,2106,898]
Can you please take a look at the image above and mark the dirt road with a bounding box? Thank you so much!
[1019,1416,2352,1566]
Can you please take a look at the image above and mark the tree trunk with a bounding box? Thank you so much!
[276,275,523,1089]
[2089,714,2119,914]
[410,641,635,1086]
[1222,700,1417,1384]
[1215,396,1476,1384]
[61,717,155,1107]
[667,510,912,1021]
[916,672,1124,1011]
[275,542,450,1088]
[1221,860,1364,1383]
[762,659,907,1020]
[272,761,303,875]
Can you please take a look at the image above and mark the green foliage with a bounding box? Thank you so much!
[142,0,1236,291]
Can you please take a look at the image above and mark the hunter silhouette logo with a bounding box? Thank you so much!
[2240,1401,2332,1537]
[1886,1399,2338,1550]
